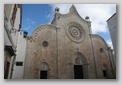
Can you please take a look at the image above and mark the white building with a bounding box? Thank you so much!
[107,13,116,77]
[107,13,116,55]
[4,4,22,79]
[12,32,27,79]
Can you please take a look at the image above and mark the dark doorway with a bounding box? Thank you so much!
[4,62,10,79]
[103,70,107,79]
[40,70,47,79]
[74,65,84,79]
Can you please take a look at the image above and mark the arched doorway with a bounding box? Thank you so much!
[102,64,108,79]
[73,52,89,79]
[40,62,50,79]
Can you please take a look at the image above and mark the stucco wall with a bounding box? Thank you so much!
[4,4,22,79]
[12,33,27,79]
[107,13,116,54]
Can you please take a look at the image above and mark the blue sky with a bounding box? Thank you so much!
[22,4,53,35]
[22,4,116,49]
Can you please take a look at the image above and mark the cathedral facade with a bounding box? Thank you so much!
[23,5,115,79]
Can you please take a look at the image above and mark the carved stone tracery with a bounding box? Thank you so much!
[66,22,85,43]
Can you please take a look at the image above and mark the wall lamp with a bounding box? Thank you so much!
[23,31,28,38]
[19,30,28,38]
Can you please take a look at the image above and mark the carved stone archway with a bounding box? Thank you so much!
[73,52,89,79]
[39,62,50,79]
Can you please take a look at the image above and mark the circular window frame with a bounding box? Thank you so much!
[42,41,49,47]
[65,22,85,43]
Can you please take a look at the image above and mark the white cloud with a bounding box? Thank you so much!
[24,25,31,31]
[51,4,72,14]
[46,14,51,18]
[26,18,35,24]
[106,39,113,49]
[50,4,116,34]
[46,14,53,23]
[22,18,35,32]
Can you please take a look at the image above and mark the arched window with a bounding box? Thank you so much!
[75,57,81,64]
[100,48,104,53]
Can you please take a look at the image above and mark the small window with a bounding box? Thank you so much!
[100,48,104,53]
[42,41,49,47]
[16,62,23,66]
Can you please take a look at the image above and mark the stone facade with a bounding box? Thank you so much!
[24,5,115,79]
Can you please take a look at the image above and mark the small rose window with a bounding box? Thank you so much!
[42,41,48,47]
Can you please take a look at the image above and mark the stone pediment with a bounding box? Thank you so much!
[51,5,86,25]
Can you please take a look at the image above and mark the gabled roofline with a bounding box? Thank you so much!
[51,4,87,24]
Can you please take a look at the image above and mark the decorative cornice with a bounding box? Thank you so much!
[65,22,86,43]
[31,24,58,42]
